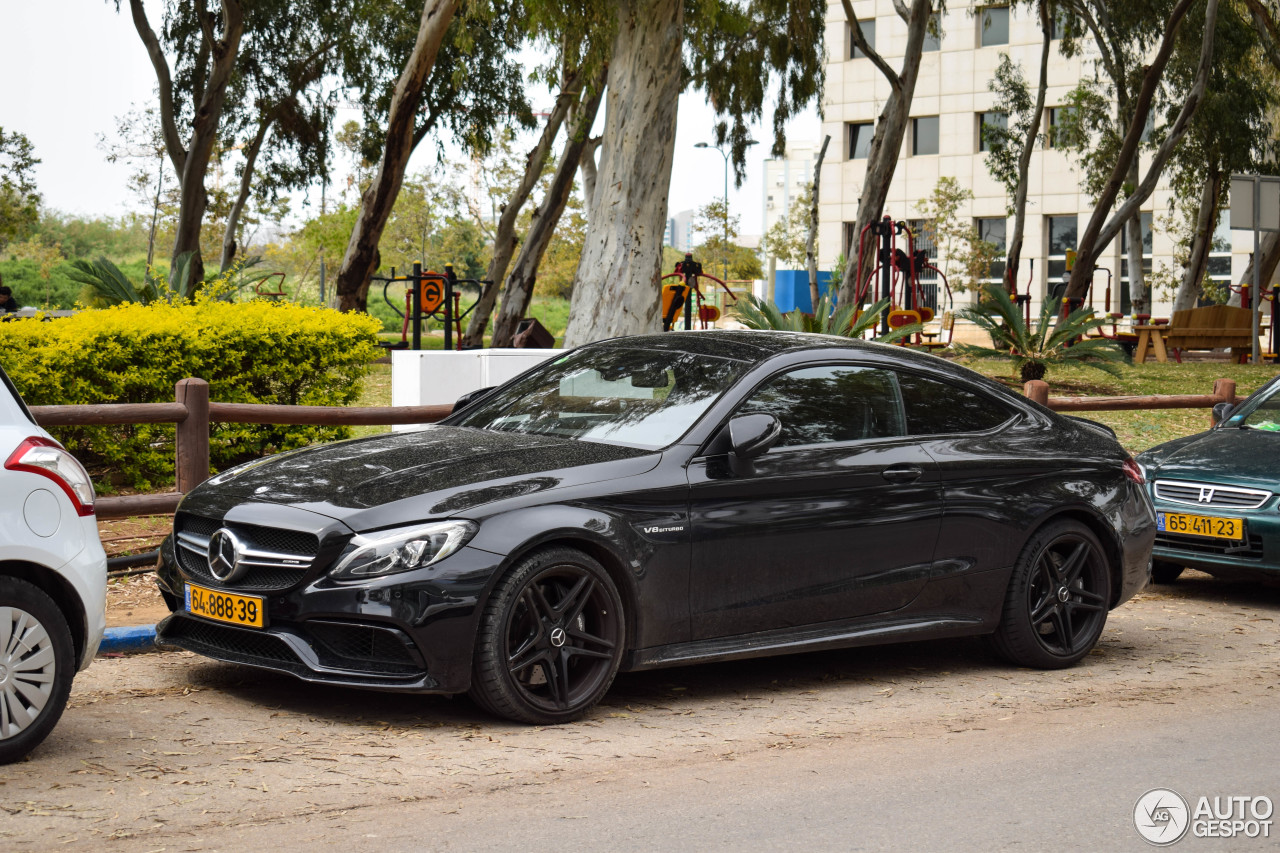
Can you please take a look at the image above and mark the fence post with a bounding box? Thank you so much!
[1024,379,1050,407]
[1211,378,1237,405]
[175,378,210,493]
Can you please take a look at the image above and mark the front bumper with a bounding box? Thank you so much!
[155,535,505,694]
[1151,503,1280,576]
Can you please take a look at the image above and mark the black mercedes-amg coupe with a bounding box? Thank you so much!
[155,331,1155,723]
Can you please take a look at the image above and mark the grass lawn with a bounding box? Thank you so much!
[350,339,1277,454]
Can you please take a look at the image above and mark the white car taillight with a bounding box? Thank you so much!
[5,437,96,516]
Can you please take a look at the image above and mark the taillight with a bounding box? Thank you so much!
[1122,457,1145,485]
[5,437,96,516]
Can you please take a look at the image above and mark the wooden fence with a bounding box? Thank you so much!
[28,376,1243,520]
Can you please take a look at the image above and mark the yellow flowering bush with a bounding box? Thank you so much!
[0,300,382,490]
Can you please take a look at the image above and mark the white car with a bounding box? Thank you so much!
[0,364,106,763]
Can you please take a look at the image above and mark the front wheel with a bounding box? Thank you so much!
[470,547,625,724]
[0,577,75,764]
[990,521,1111,669]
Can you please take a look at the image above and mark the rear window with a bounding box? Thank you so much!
[0,362,35,425]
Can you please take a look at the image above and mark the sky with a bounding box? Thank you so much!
[0,2,820,240]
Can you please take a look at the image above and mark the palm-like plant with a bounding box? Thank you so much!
[957,284,1126,382]
[735,293,921,343]
[68,252,199,306]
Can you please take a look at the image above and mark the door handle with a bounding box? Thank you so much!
[881,464,923,483]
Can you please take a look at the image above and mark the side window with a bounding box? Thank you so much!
[738,365,906,448]
[896,372,1013,435]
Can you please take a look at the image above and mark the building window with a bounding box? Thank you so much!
[848,122,873,159]
[1047,215,1078,286]
[1207,215,1233,293]
[979,5,1010,47]
[978,112,1008,152]
[977,217,1007,284]
[850,19,876,59]
[912,116,940,156]
[1046,106,1076,148]
[907,219,940,312]
[923,13,942,52]
[1050,8,1071,40]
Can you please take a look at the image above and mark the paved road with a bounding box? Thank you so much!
[3,571,1277,851]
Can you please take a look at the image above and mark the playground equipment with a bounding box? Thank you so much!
[375,262,487,351]
[853,215,954,345]
[249,272,287,300]
[1222,282,1279,358]
[660,253,739,331]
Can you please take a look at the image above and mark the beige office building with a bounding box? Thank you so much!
[818,0,1239,318]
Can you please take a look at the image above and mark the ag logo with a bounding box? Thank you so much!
[420,278,445,313]
[207,528,249,583]
[1135,788,1191,846]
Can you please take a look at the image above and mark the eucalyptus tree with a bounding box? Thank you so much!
[334,0,534,311]
[0,127,40,247]
[563,0,826,346]
[981,0,1053,296]
[833,0,940,309]
[1057,0,1221,307]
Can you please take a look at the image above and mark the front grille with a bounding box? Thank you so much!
[174,513,319,592]
[1155,531,1265,560]
[163,617,308,673]
[308,621,422,675]
[1154,479,1271,510]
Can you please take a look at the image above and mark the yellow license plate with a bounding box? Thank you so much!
[1158,512,1244,541]
[185,583,266,628]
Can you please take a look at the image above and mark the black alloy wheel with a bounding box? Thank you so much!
[470,546,625,724]
[991,521,1111,669]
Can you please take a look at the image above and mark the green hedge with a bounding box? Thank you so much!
[0,300,382,490]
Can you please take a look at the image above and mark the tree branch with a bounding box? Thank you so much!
[841,0,901,91]
[128,0,186,178]
[891,0,912,23]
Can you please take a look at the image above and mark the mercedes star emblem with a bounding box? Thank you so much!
[207,528,248,583]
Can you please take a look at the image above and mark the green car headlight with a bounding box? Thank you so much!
[330,520,478,580]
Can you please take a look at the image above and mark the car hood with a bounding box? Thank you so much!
[1139,427,1280,492]
[195,425,657,521]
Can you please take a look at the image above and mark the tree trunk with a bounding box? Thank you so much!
[334,0,460,312]
[221,116,270,272]
[579,135,603,221]
[1005,0,1051,296]
[493,72,607,347]
[1124,161,1147,313]
[1065,0,1216,301]
[1233,230,1280,308]
[806,135,831,310]
[461,67,582,347]
[1173,168,1222,313]
[130,0,244,291]
[562,0,682,347]
[836,0,934,306]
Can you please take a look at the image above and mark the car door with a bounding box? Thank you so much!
[686,363,942,640]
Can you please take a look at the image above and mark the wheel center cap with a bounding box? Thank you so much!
[1057,586,1071,603]
[549,626,567,648]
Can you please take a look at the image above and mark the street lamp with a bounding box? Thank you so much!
[695,139,757,283]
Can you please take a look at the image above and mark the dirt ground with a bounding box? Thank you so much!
[98,516,171,628]
[2,570,1277,850]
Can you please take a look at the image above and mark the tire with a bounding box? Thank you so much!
[470,546,625,724]
[1151,560,1185,584]
[0,577,75,764]
[990,521,1111,669]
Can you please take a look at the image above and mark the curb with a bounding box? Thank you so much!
[99,625,158,655]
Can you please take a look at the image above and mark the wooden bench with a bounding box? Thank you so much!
[1137,305,1255,363]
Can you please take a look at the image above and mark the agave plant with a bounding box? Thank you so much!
[68,252,199,306]
[957,284,1126,382]
[735,293,921,343]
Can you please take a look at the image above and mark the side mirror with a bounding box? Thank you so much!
[1211,401,1234,427]
[454,386,496,413]
[727,414,782,476]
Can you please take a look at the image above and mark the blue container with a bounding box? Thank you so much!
[773,270,832,313]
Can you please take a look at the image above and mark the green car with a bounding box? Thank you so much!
[1137,375,1280,584]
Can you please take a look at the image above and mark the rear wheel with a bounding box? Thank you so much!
[470,547,625,724]
[0,577,75,764]
[1151,560,1185,584]
[990,521,1111,669]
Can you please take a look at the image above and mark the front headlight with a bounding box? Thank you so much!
[329,520,478,580]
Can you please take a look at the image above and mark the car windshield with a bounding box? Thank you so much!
[452,346,747,449]
[1231,378,1280,431]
